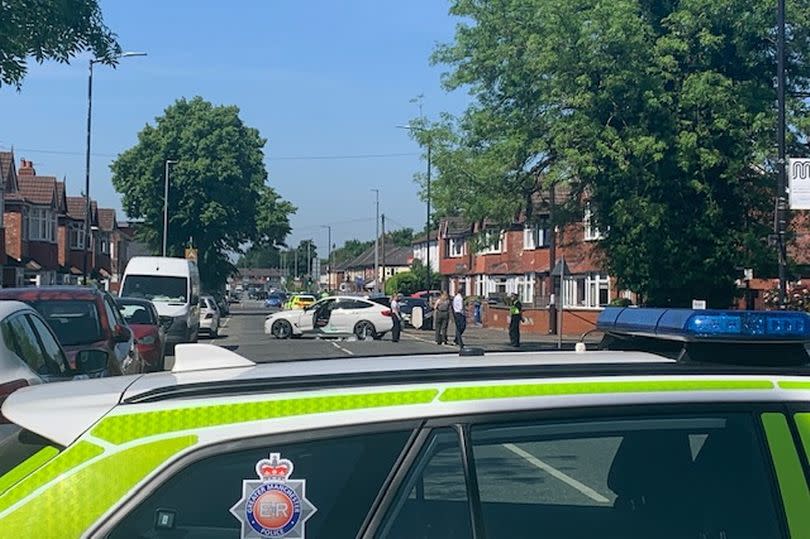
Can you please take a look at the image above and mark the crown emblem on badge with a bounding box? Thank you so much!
[255,453,294,482]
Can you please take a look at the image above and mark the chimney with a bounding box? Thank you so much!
[18,159,35,176]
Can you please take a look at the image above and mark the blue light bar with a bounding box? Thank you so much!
[597,307,810,342]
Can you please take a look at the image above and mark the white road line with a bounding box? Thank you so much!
[330,341,355,356]
[502,443,610,504]
[220,317,231,328]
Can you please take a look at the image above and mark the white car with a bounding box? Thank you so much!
[265,295,393,339]
[198,295,221,337]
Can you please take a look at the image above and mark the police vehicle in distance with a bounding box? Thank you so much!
[0,308,810,538]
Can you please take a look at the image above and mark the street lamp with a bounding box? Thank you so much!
[776,0,788,304]
[163,160,179,256]
[83,51,147,281]
[398,124,432,292]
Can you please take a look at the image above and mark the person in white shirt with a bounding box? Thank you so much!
[390,293,402,342]
[452,290,466,347]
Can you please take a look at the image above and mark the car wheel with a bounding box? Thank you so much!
[272,320,293,339]
[354,321,377,340]
[211,324,219,338]
[373,332,386,341]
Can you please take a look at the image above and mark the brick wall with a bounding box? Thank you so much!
[57,224,67,266]
[4,211,23,261]
[484,305,600,336]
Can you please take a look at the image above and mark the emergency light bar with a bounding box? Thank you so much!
[597,308,810,343]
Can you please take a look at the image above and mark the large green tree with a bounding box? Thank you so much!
[111,97,295,291]
[0,0,121,88]
[423,0,810,307]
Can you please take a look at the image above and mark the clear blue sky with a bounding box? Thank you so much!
[0,0,468,255]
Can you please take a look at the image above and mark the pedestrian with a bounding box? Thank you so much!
[390,293,402,343]
[473,297,482,325]
[434,292,451,344]
[452,289,466,347]
[508,293,523,347]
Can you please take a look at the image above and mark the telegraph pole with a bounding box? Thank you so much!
[371,189,380,292]
[381,214,387,291]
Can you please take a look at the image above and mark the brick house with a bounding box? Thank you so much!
[94,207,115,283]
[57,186,86,284]
[335,244,412,292]
[437,190,616,334]
[3,160,60,286]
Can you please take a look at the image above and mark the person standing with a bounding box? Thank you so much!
[452,289,466,347]
[434,292,450,344]
[390,293,402,343]
[508,293,523,347]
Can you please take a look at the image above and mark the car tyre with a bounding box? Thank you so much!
[211,324,219,338]
[354,321,377,340]
[373,332,386,341]
[272,320,293,339]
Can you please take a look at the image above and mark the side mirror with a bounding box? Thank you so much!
[75,350,109,376]
[113,324,132,343]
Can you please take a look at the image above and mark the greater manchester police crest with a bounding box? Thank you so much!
[230,453,317,538]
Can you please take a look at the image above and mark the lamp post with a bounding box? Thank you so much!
[398,124,432,292]
[83,51,146,281]
[371,189,380,293]
[321,225,332,291]
[163,159,178,256]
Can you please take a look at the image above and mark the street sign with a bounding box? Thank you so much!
[744,268,754,281]
[692,300,707,310]
[788,158,810,209]
[184,248,198,261]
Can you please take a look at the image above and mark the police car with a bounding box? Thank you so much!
[1,307,810,538]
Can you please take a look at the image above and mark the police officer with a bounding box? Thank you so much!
[509,293,523,347]
[390,293,403,343]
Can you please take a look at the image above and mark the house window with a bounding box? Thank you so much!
[69,222,86,250]
[447,238,465,258]
[562,273,610,308]
[98,233,110,255]
[584,203,605,241]
[524,220,550,250]
[478,229,503,255]
[26,207,55,242]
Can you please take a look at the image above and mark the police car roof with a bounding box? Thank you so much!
[4,347,672,446]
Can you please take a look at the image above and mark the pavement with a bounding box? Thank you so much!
[182,300,602,363]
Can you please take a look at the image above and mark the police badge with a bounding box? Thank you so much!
[230,453,317,538]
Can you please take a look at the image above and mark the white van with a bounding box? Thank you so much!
[120,257,201,348]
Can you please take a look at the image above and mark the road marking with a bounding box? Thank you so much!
[330,341,355,356]
[220,317,231,328]
[502,443,610,504]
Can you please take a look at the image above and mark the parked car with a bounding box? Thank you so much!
[0,287,142,375]
[120,256,201,349]
[116,298,166,372]
[199,295,221,338]
[0,300,112,418]
[398,297,434,329]
[265,296,393,339]
[264,291,286,309]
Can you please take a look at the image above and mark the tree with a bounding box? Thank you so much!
[425,0,810,307]
[330,239,373,267]
[388,228,415,247]
[0,0,121,88]
[111,97,295,291]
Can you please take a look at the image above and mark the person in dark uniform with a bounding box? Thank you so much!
[390,293,402,343]
[508,293,523,347]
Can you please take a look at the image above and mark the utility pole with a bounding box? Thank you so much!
[381,214,387,292]
[294,246,298,281]
[426,141,432,291]
[776,0,788,304]
[307,240,312,281]
[371,189,380,293]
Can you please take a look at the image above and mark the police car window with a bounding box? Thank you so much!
[108,429,410,539]
[380,428,472,539]
[470,414,784,539]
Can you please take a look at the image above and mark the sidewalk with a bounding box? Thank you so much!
[419,323,604,352]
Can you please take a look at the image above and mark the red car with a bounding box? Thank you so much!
[0,286,142,375]
[116,297,166,372]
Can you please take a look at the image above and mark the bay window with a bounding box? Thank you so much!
[478,229,504,255]
[447,238,466,258]
[69,222,86,250]
[562,273,611,308]
[26,207,56,242]
[584,203,605,241]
